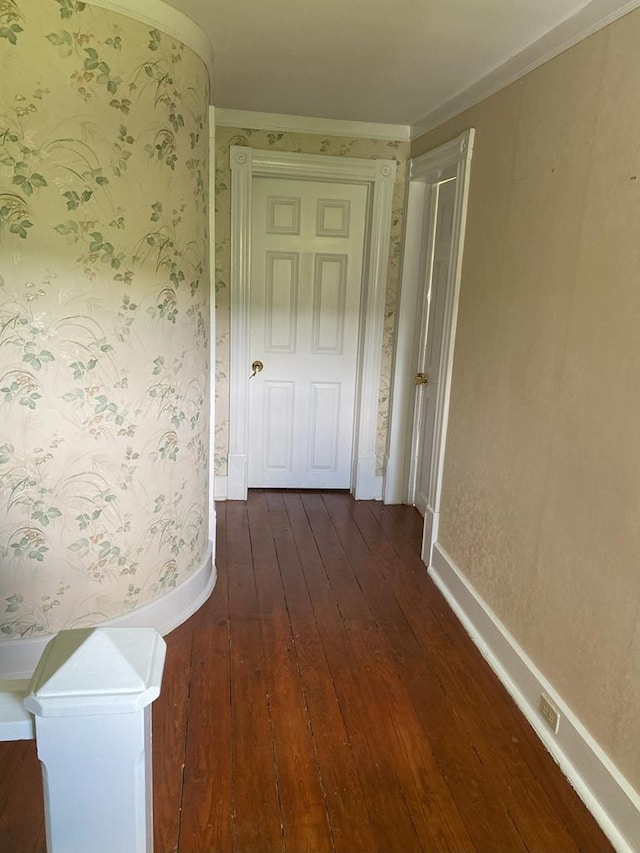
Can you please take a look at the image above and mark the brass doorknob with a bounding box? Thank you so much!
[414,372,428,386]
[250,360,264,379]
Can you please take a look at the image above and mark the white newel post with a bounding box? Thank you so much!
[23,627,166,853]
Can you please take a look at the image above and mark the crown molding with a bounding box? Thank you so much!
[216,109,411,142]
[84,0,214,94]
[411,0,640,139]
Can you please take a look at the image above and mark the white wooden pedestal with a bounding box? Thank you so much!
[24,627,166,853]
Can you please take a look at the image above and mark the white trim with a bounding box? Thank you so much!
[354,159,396,500]
[84,0,214,90]
[429,543,640,853]
[228,147,396,501]
[216,109,411,142]
[354,458,382,504]
[0,680,33,741]
[384,130,474,517]
[0,543,216,680]
[410,134,471,179]
[208,106,217,544]
[411,0,640,138]
[246,148,397,182]
[383,182,427,504]
[228,146,253,500]
[214,475,228,500]
[421,507,437,565]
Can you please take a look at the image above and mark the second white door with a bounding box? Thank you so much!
[248,177,369,488]
[410,176,457,515]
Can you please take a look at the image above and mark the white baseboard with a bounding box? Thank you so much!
[215,475,228,500]
[354,454,383,500]
[0,543,216,680]
[429,543,640,853]
[421,507,436,564]
[227,454,248,500]
[0,679,33,741]
[216,471,382,501]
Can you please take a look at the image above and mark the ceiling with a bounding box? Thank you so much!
[164,0,635,127]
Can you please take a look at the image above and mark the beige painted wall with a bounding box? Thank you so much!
[213,127,409,479]
[413,10,640,790]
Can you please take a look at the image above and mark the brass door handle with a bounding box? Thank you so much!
[250,360,264,379]
[414,372,428,386]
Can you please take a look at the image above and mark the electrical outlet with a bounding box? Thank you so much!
[539,694,560,734]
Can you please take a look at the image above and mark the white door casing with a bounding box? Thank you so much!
[228,146,396,501]
[384,129,474,564]
[248,177,368,488]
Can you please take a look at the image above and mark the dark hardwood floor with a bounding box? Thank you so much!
[0,492,613,852]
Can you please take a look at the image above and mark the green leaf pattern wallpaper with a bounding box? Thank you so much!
[0,0,210,639]
[213,127,410,480]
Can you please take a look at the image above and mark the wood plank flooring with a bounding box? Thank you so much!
[0,492,613,852]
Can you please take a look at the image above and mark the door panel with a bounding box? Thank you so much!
[309,382,341,471]
[249,177,368,488]
[312,254,347,353]
[265,252,299,351]
[262,381,295,472]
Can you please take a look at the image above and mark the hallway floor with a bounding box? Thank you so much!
[0,492,613,851]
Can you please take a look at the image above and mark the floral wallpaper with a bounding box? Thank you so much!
[214,126,409,480]
[0,0,210,640]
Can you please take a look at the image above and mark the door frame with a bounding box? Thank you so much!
[384,129,474,563]
[227,146,397,500]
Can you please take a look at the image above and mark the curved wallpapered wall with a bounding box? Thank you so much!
[0,0,211,650]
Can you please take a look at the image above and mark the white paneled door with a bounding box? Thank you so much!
[410,177,456,516]
[248,177,368,488]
